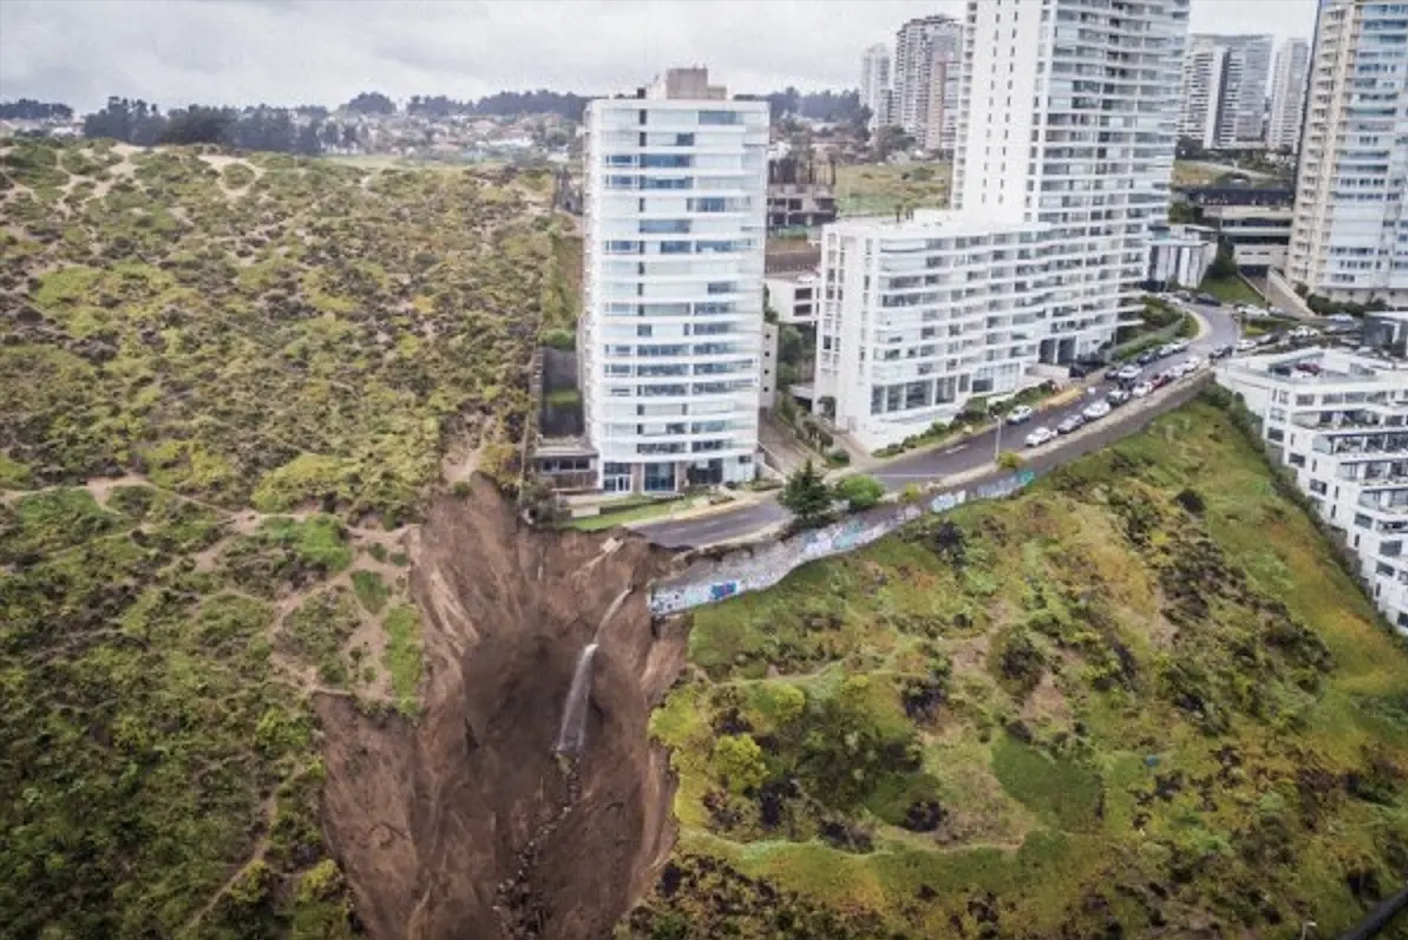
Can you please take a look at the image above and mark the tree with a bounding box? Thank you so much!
[834,474,884,511]
[344,91,396,115]
[779,460,833,528]
[1207,238,1238,280]
[712,734,768,794]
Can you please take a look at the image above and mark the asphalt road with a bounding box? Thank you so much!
[635,303,1238,549]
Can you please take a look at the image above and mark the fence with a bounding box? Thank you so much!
[648,468,1037,616]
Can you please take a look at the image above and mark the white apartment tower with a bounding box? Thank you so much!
[860,44,893,131]
[580,68,769,493]
[893,15,964,151]
[1286,0,1408,307]
[1267,38,1311,153]
[953,0,1190,365]
[1178,39,1230,148]
[1177,34,1274,149]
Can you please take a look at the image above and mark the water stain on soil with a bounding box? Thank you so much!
[315,477,687,940]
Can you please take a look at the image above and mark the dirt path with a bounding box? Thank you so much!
[176,796,276,939]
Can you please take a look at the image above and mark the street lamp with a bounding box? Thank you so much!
[993,414,1003,464]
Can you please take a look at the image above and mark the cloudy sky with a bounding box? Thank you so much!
[0,0,1315,113]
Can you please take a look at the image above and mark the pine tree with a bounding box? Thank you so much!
[780,460,833,528]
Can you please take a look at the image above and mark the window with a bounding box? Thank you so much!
[1309,479,1328,495]
[1356,513,1374,529]
[698,110,738,125]
[1288,452,1306,467]
[641,153,692,168]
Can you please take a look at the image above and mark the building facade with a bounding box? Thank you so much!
[860,43,893,131]
[953,0,1190,366]
[1178,34,1274,149]
[893,14,964,151]
[1286,0,1408,307]
[1178,38,1230,148]
[1267,37,1311,153]
[580,68,769,493]
[764,272,820,326]
[1216,338,1408,634]
[815,211,1055,450]
[1145,222,1219,287]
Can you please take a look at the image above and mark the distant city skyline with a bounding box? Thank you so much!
[0,0,1316,113]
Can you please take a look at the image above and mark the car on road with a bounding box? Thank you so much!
[1195,293,1222,306]
[1025,426,1056,448]
[1057,414,1087,434]
[1115,364,1142,382]
[1288,326,1320,340]
[1209,344,1233,360]
[1183,354,1203,372]
[1131,381,1154,398]
[1235,339,1259,353]
[1006,405,1035,424]
[1106,387,1131,406]
[1068,357,1106,379]
[1082,400,1112,421]
[1136,350,1160,367]
[1326,313,1357,324]
[1169,339,1191,353]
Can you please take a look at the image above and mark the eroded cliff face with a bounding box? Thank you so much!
[315,478,687,940]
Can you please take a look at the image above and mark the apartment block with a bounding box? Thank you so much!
[953,0,1190,365]
[894,14,964,152]
[1144,222,1218,287]
[1216,330,1408,633]
[815,210,1058,450]
[1267,37,1311,153]
[1178,34,1274,148]
[764,271,820,326]
[860,43,893,131]
[1287,0,1408,307]
[580,68,769,493]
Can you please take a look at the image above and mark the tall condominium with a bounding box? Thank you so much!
[1177,34,1274,148]
[893,14,964,151]
[953,0,1190,364]
[1177,39,1229,148]
[860,43,893,131]
[1287,0,1408,307]
[580,68,768,494]
[1267,38,1311,153]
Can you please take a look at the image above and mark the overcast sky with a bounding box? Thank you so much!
[0,0,1316,113]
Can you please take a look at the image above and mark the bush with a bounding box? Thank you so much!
[541,327,575,350]
[996,451,1024,471]
[835,474,885,511]
[712,734,768,794]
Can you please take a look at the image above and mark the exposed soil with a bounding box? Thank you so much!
[315,476,687,940]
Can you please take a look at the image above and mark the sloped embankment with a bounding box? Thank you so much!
[315,477,685,939]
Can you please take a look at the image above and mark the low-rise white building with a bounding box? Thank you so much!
[1216,337,1408,634]
[1145,223,1219,289]
[764,272,820,326]
[815,210,1058,450]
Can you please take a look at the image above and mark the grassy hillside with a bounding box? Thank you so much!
[622,395,1408,939]
[0,138,571,937]
[834,162,949,217]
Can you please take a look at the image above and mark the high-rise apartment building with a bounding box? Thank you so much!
[1267,37,1311,152]
[953,0,1190,364]
[580,68,769,493]
[1177,34,1274,148]
[1178,38,1229,148]
[893,14,964,151]
[860,43,893,131]
[1287,0,1408,307]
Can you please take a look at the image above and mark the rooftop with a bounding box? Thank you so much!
[1220,346,1408,387]
[827,209,1048,239]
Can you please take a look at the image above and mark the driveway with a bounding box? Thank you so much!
[634,304,1238,549]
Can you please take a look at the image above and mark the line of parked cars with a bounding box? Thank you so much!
[1023,349,1207,448]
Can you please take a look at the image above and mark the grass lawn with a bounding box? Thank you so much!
[834,162,950,217]
[1198,275,1266,307]
[562,495,697,531]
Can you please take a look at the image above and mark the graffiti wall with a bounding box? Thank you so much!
[648,468,1037,616]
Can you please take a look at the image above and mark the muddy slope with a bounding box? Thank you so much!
[316,477,686,940]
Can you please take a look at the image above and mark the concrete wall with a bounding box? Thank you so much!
[649,468,1037,615]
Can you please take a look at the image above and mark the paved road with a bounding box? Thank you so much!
[635,304,1237,549]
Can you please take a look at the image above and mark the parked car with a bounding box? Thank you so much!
[1209,344,1233,360]
[1068,357,1105,379]
[1150,370,1173,388]
[1327,313,1357,324]
[1136,350,1160,367]
[1025,426,1056,448]
[1294,361,1323,375]
[1183,355,1203,372]
[1235,338,1259,352]
[1057,414,1087,434]
[1131,381,1154,398]
[1083,400,1112,421]
[1196,293,1223,306]
[1169,339,1191,353]
[1006,404,1034,425]
[1116,364,1142,382]
[1107,387,1132,406]
[1289,326,1321,340]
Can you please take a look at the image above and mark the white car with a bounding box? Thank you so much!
[1183,355,1203,372]
[1025,426,1056,448]
[1289,326,1320,340]
[1131,382,1154,398]
[1006,405,1035,425]
[1168,339,1192,353]
[1235,339,1259,353]
[1115,364,1142,382]
[1082,400,1112,421]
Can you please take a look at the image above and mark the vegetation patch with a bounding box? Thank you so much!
[627,396,1408,939]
